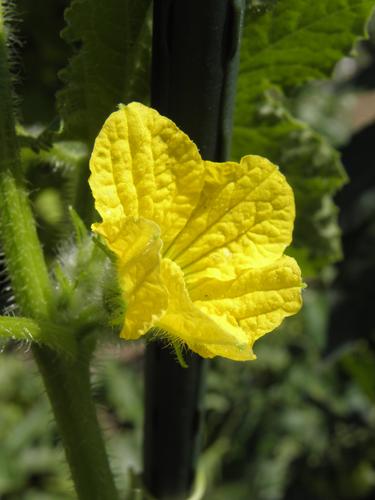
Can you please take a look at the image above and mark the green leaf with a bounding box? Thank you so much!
[237,0,374,118]
[57,0,152,143]
[234,0,375,273]
[341,342,375,402]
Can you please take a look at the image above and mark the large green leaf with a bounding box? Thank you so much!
[57,0,151,143]
[237,0,374,123]
[234,0,375,273]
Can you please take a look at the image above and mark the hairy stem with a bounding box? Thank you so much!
[0,5,118,499]
[0,4,52,318]
[33,344,119,500]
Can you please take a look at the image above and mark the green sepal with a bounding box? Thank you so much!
[69,205,88,244]
[172,339,189,369]
[51,212,123,342]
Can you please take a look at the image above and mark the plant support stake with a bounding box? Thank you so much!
[144,1,245,498]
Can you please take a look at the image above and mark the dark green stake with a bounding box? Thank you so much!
[144,1,245,498]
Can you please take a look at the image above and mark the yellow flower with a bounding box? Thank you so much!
[89,102,303,361]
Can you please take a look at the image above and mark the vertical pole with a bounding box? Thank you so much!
[144,1,245,498]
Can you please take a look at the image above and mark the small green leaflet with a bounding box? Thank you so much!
[0,315,77,356]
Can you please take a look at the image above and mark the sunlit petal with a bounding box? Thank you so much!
[94,217,168,339]
[89,102,205,248]
[167,155,295,281]
[157,259,249,351]
[190,255,302,343]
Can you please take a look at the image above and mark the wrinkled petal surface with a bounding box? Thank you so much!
[189,255,302,355]
[94,217,168,339]
[89,102,205,248]
[157,259,249,352]
[184,256,302,361]
[187,342,256,361]
[166,156,295,281]
[89,102,304,361]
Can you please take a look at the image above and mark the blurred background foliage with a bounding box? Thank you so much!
[1,0,375,498]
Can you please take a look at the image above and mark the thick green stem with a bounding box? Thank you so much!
[33,344,119,500]
[144,1,245,498]
[0,5,52,318]
[0,6,118,499]
[0,172,54,316]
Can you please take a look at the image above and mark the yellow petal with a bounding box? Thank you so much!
[89,102,205,248]
[157,259,249,351]
[190,255,303,347]
[188,342,256,361]
[166,155,295,281]
[94,217,168,339]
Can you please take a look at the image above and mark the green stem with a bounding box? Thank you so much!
[0,4,52,318]
[0,6,118,499]
[0,172,53,316]
[33,344,119,500]
[144,1,245,498]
